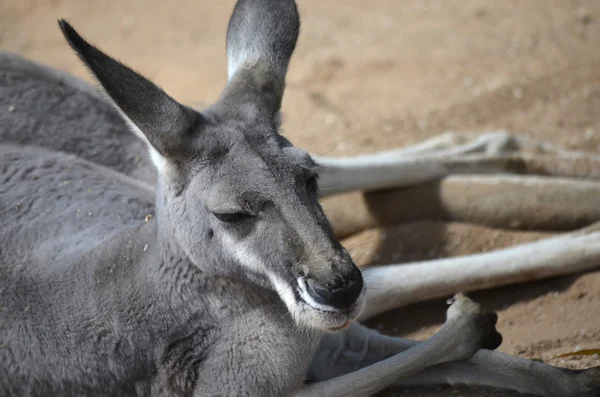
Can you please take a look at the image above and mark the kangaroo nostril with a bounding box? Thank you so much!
[306,281,333,303]
[304,270,363,311]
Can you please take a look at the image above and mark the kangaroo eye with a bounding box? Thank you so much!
[214,212,255,223]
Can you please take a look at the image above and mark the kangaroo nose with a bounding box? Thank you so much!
[305,268,363,310]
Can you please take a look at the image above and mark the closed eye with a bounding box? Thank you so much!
[213,212,255,223]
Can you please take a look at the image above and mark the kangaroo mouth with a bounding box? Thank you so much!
[296,277,343,313]
[295,277,363,332]
[296,276,363,313]
[268,273,364,331]
[327,321,351,332]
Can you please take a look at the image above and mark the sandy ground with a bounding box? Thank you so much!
[2,0,600,395]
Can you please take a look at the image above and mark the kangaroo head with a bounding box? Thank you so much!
[58,0,364,331]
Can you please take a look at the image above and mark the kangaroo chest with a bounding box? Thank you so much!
[151,294,322,397]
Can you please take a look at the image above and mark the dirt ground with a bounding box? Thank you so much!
[2,0,600,395]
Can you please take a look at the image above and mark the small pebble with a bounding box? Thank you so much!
[513,87,523,99]
[382,123,394,133]
[584,127,596,140]
[578,8,592,24]
[324,113,336,126]
[474,8,487,18]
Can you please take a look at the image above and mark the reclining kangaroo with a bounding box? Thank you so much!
[1,0,599,396]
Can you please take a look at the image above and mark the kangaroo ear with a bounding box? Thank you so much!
[58,20,199,173]
[220,0,300,118]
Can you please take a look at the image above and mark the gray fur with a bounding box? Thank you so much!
[0,52,154,185]
[1,0,599,396]
[311,322,600,396]
[226,0,299,84]
[1,0,362,395]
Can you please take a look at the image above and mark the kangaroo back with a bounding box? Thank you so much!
[0,52,154,183]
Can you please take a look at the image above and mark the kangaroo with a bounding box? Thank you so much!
[1,0,599,396]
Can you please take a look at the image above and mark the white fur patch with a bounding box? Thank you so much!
[227,50,259,81]
[220,234,263,272]
[121,117,171,175]
[108,104,172,176]
[220,234,304,321]
[268,274,300,317]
